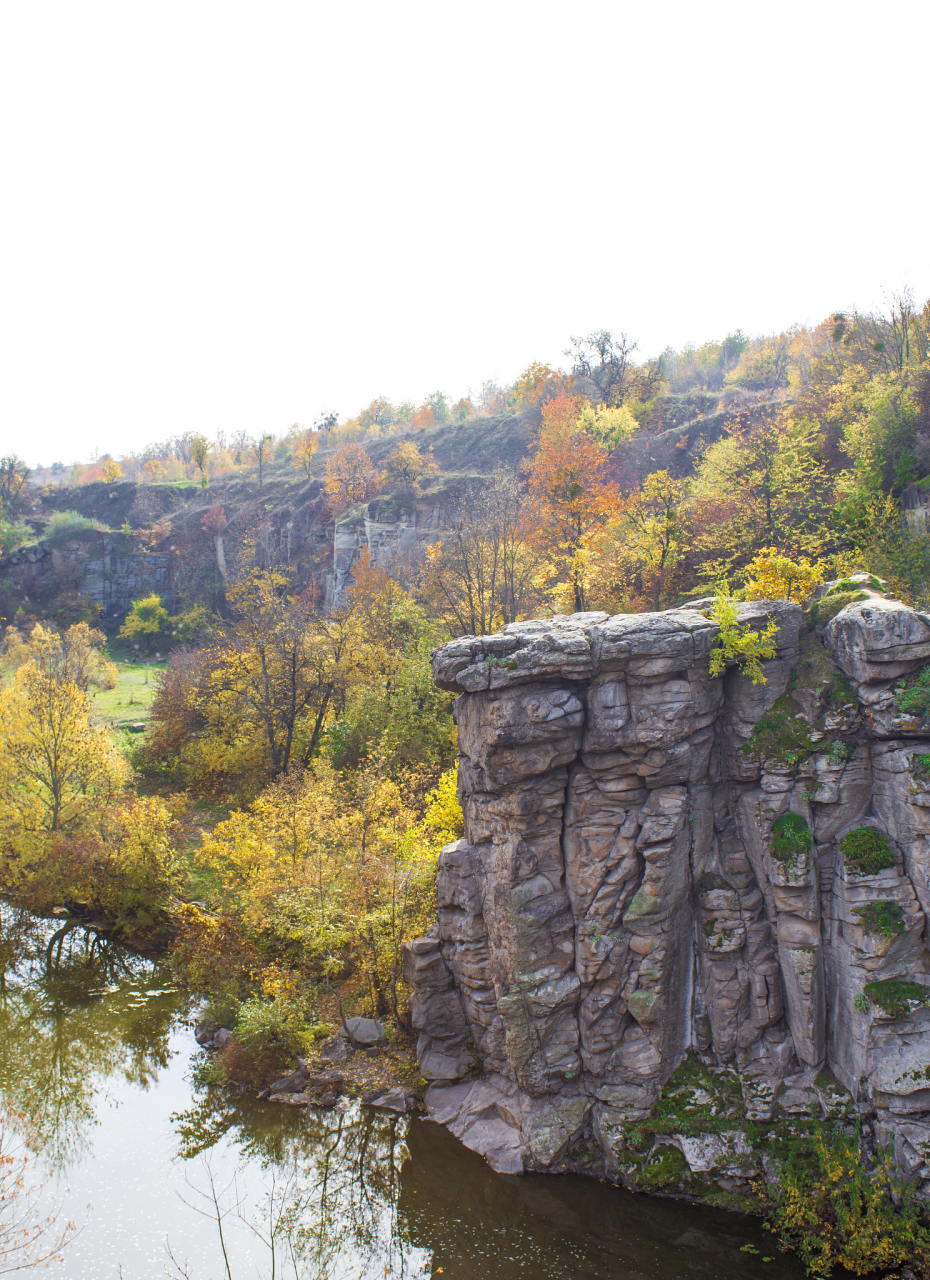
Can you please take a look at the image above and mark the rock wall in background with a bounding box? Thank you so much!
[404,589,930,1196]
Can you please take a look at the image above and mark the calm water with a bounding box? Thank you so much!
[0,909,807,1280]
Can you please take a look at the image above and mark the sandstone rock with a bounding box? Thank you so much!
[406,599,930,1188]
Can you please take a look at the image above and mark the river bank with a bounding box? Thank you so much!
[0,906,806,1279]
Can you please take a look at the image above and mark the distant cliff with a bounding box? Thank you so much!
[405,586,930,1200]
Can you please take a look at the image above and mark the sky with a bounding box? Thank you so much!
[1,0,928,466]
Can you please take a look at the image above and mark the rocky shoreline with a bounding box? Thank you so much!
[194,1014,420,1115]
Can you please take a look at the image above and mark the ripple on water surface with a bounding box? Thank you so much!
[0,908,804,1279]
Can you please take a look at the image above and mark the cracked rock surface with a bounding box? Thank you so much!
[404,595,930,1195]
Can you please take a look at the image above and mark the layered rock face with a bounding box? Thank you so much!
[404,593,930,1189]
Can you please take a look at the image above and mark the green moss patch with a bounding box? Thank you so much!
[854,900,905,938]
[808,589,868,628]
[863,979,930,1018]
[637,1143,692,1191]
[840,828,895,876]
[771,811,812,864]
[742,695,814,766]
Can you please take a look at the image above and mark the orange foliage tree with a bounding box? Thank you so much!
[323,444,382,517]
[524,428,619,611]
[514,362,570,410]
[539,390,582,442]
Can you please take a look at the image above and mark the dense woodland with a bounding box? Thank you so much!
[3,294,930,1275]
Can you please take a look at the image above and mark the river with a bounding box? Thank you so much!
[0,909,807,1279]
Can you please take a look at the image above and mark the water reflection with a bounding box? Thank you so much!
[0,905,178,1169]
[0,907,806,1280]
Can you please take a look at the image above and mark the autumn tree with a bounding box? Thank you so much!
[384,441,437,494]
[539,390,582,441]
[210,570,361,778]
[101,458,124,483]
[743,548,825,604]
[291,428,320,479]
[118,594,170,653]
[323,444,382,517]
[568,471,690,614]
[423,469,544,635]
[524,428,619,611]
[514,361,568,409]
[254,433,273,489]
[358,397,395,431]
[0,625,128,837]
[0,456,31,519]
[689,411,833,579]
[190,434,210,485]
[2,621,116,691]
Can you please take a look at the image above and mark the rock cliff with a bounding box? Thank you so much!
[404,586,930,1195]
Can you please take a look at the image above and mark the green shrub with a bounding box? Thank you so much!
[827,739,850,764]
[771,811,812,864]
[0,519,30,556]
[743,696,814,765]
[234,995,309,1068]
[44,510,104,538]
[896,666,930,718]
[863,979,930,1018]
[840,828,895,876]
[914,752,930,778]
[854,900,905,938]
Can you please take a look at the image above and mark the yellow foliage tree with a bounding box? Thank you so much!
[744,548,825,604]
[197,764,462,1019]
[0,635,128,840]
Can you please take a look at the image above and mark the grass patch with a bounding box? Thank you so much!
[863,979,930,1018]
[89,661,163,728]
[840,828,895,876]
[854,900,905,938]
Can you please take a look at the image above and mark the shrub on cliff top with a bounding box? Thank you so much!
[840,828,895,876]
[771,811,812,864]
[44,509,104,538]
[708,587,778,685]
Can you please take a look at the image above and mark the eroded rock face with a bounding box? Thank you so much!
[405,596,930,1194]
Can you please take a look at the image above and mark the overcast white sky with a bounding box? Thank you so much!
[1,0,928,466]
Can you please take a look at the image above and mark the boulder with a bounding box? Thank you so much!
[338,1016,387,1046]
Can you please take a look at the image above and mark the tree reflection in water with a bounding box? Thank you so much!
[0,904,178,1170]
[169,1098,804,1280]
[170,1092,429,1279]
[0,905,805,1280]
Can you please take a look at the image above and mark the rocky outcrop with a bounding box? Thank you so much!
[0,532,175,621]
[405,590,930,1197]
